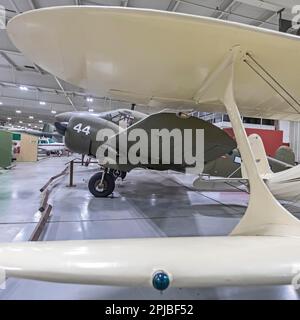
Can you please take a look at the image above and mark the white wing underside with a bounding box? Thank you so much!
[7,6,300,121]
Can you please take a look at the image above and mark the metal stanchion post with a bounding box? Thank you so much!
[68,160,76,187]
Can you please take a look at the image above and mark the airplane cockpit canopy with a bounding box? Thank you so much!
[101,110,145,127]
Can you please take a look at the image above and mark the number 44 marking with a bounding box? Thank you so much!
[73,123,91,135]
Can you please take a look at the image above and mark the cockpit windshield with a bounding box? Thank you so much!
[102,110,137,127]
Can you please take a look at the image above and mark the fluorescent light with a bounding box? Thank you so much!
[16,110,22,114]
[38,120,43,123]
[28,124,31,127]
[39,101,46,105]
[20,86,28,91]
[0,102,3,105]
[88,108,94,112]
[7,117,11,120]
[86,97,94,103]
[29,116,34,119]
[19,121,23,124]
[51,110,57,114]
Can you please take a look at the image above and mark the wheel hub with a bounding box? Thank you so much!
[95,180,107,192]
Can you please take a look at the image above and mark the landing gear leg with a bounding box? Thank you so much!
[88,169,115,198]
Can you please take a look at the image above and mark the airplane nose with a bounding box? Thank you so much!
[54,122,68,136]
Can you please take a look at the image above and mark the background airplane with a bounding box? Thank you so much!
[203,145,294,178]
[38,137,66,156]
[0,123,63,141]
[55,108,236,197]
[195,134,300,202]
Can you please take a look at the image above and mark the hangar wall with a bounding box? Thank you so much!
[290,121,300,163]
[224,127,283,157]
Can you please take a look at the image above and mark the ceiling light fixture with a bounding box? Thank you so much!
[39,101,46,105]
[20,86,28,91]
[16,110,22,114]
[86,97,94,103]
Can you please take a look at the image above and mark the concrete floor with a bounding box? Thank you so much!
[0,156,300,300]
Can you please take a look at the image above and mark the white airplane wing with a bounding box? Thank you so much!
[7,6,300,120]
[1,237,300,288]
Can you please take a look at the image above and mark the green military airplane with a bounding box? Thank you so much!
[55,109,295,198]
[55,109,237,197]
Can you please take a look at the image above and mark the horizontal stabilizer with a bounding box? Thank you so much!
[267,164,300,201]
[193,176,248,191]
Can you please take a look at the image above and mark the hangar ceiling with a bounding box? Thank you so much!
[0,0,297,129]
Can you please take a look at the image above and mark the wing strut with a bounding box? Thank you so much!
[194,46,300,236]
[243,53,300,114]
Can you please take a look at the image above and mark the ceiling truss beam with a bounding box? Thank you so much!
[0,81,93,99]
[0,51,21,70]
[121,0,129,7]
[8,0,21,14]
[27,0,37,10]
[167,0,180,12]
[0,95,78,108]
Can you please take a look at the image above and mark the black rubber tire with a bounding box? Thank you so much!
[88,172,115,198]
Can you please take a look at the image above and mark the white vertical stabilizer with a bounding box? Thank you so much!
[241,134,273,179]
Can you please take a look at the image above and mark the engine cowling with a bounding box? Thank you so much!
[55,115,119,157]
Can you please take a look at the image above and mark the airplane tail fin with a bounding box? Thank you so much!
[241,134,272,178]
[275,146,295,166]
[232,133,300,236]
